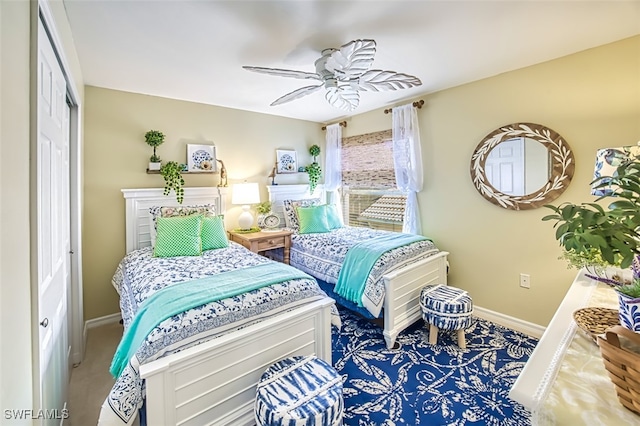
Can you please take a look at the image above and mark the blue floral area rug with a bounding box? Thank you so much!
[332,308,538,425]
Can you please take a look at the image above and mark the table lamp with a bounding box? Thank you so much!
[232,182,260,229]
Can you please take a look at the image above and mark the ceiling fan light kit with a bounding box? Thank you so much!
[243,39,422,111]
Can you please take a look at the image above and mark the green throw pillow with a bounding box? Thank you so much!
[153,214,203,257]
[201,215,229,250]
[297,205,331,234]
[325,204,344,229]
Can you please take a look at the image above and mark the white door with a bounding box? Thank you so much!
[37,19,71,424]
[484,137,525,195]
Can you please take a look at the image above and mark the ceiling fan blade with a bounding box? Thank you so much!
[242,66,321,81]
[325,39,376,80]
[271,84,323,106]
[325,84,360,111]
[356,70,422,91]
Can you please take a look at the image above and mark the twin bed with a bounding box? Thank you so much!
[268,184,449,349]
[100,185,448,426]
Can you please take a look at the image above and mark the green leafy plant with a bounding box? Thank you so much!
[543,154,640,297]
[255,201,272,214]
[160,161,185,204]
[305,162,322,193]
[618,280,640,298]
[145,130,165,162]
[305,144,322,193]
[309,144,321,159]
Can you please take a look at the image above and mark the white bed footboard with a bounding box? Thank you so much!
[140,297,334,426]
[382,251,449,349]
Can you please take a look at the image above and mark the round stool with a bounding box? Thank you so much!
[255,355,343,426]
[420,284,474,349]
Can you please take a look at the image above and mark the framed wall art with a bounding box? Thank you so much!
[187,144,217,172]
[276,149,297,174]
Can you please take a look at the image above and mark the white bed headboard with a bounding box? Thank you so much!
[121,187,228,253]
[267,184,326,226]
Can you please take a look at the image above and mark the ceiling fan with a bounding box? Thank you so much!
[243,39,422,112]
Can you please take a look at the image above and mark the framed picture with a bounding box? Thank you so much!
[276,149,297,174]
[187,144,217,172]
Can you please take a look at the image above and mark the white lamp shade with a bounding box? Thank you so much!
[232,182,260,205]
[232,182,260,229]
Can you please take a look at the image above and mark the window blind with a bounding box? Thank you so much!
[340,129,404,231]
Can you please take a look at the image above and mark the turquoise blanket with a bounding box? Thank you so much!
[110,262,313,378]
[334,233,428,306]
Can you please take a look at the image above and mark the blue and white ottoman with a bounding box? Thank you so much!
[420,284,474,349]
[255,355,344,426]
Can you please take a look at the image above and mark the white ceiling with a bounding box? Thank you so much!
[62,0,640,123]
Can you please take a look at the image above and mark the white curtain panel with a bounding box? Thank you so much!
[324,123,343,219]
[392,103,424,234]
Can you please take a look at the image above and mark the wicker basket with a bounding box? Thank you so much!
[597,325,640,415]
[573,307,619,342]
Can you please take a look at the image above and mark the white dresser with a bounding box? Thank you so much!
[509,269,639,424]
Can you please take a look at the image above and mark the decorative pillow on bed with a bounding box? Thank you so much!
[283,198,322,230]
[325,204,344,229]
[149,204,217,246]
[153,214,203,257]
[296,205,331,234]
[201,215,229,250]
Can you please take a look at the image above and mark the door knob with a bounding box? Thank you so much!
[40,318,49,328]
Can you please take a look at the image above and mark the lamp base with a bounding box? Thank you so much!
[238,206,254,230]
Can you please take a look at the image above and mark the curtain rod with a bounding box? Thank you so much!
[321,121,347,131]
[383,99,424,114]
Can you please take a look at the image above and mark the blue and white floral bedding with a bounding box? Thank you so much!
[100,242,338,426]
[289,227,440,318]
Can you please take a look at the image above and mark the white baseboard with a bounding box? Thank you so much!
[85,312,122,329]
[474,305,545,339]
[83,312,122,343]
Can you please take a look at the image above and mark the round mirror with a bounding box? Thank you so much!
[470,123,574,210]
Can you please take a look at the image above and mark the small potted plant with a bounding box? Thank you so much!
[160,161,185,204]
[543,154,640,331]
[145,130,165,171]
[305,144,322,193]
[255,201,272,228]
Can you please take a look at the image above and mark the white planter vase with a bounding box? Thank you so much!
[618,292,640,332]
[148,162,161,171]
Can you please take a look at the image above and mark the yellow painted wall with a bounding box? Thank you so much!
[82,88,324,319]
[345,35,640,326]
[83,35,640,327]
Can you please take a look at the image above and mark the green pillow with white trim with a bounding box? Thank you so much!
[201,215,229,250]
[153,214,203,257]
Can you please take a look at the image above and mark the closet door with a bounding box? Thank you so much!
[37,18,71,423]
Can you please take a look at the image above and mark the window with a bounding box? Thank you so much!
[340,129,405,231]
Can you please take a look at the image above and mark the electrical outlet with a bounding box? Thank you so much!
[520,273,530,289]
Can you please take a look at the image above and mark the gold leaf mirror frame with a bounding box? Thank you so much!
[470,122,575,210]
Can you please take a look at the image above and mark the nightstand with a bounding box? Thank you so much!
[227,229,293,264]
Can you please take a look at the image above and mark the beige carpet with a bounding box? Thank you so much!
[68,322,122,426]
